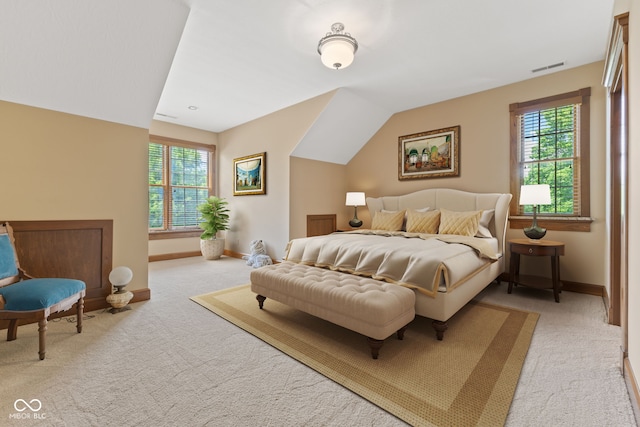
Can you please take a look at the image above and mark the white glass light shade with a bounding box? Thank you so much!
[519,184,551,206]
[109,266,133,287]
[320,39,355,69]
[346,192,366,206]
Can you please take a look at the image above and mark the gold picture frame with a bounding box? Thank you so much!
[398,126,460,180]
[233,152,266,196]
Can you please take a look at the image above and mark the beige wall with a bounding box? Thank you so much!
[344,62,607,286]
[147,120,217,258]
[623,0,640,391]
[217,92,333,260]
[0,101,149,291]
[289,157,348,237]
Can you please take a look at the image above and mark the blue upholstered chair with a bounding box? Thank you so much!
[0,222,85,360]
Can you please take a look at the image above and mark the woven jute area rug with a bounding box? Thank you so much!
[191,285,539,426]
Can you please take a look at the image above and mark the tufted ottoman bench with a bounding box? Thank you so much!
[250,261,416,359]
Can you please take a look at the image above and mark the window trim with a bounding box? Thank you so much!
[148,135,216,239]
[509,87,592,231]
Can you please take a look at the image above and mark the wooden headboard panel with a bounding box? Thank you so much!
[9,219,113,312]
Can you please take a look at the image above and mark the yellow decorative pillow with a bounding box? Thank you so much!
[438,209,482,236]
[371,210,406,231]
[406,210,440,234]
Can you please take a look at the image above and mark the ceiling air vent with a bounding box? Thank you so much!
[155,112,178,119]
[531,61,565,73]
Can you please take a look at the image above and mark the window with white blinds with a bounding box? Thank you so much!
[510,88,591,221]
[148,138,214,232]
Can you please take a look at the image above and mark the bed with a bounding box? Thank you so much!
[283,188,512,338]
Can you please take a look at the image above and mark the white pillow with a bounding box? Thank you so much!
[382,207,430,214]
[476,209,495,238]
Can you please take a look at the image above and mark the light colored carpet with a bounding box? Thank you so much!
[191,285,538,426]
[0,256,636,426]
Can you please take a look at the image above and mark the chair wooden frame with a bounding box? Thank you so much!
[0,222,85,360]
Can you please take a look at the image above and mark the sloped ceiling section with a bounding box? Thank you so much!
[0,0,190,129]
[290,88,392,165]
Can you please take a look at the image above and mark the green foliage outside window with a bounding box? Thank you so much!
[520,105,577,215]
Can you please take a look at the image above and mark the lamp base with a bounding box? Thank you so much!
[106,289,134,314]
[108,305,132,314]
[349,218,363,228]
[523,225,546,240]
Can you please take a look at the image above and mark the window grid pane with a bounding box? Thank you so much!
[149,186,164,229]
[170,147,209,188]
[148,143,165,229]
[149,143,164,185]
[171,187,209,228]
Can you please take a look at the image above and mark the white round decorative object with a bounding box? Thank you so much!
[109,266,133,287]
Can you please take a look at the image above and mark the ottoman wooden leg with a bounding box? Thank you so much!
[367,337,384,359]
[256,294,266,309]
[397,325,408,340]
[432,320,448,341]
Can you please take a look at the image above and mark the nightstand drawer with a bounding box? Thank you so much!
[510,242,564,257]
[509,239,564,256]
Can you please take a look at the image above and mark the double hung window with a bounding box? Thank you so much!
[149,136,215,237]
[509,88,592,231]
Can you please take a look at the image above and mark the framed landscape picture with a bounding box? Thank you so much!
[233,152,266,195]
[398,126,460,180]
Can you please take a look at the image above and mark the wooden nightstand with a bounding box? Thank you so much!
[508,238,565,303]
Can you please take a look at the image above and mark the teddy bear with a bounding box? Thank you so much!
[242,239,273,268]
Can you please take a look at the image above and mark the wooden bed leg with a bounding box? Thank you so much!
[432,320,448,341]
[367,337,384,359]
[256,294,266,309]
[396,325,408,340]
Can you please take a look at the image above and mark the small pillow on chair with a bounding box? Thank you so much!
[0,278,85,311]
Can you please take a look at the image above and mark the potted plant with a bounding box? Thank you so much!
[197,196,230,260]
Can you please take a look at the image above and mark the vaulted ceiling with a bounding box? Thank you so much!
[1,0,614,163]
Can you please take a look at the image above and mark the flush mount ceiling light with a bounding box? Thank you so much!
[317,22,358,70]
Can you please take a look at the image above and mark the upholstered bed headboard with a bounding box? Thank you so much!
[366,188,512,254]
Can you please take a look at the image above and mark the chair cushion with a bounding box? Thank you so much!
[0,278,85,311]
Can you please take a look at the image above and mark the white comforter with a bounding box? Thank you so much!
[284,230,499,297]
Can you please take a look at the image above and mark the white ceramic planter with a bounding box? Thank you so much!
[200,238,225,260]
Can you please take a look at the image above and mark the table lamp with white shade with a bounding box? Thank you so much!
[346,192,366,228]
[519,184,551,240]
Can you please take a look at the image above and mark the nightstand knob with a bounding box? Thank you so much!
[528,248,533,254]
